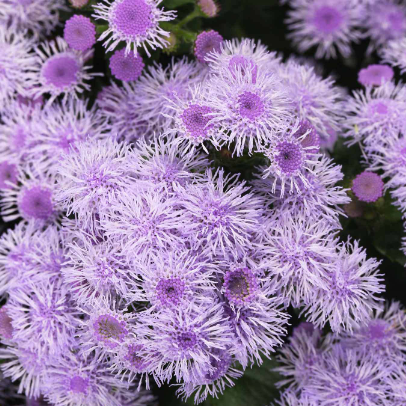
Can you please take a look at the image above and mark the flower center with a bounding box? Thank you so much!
[313,6,343,34]
[42,55,79,89]
[19,186,54,220]
[238,91,264,120]
[69,375,89,394]
[275,142,303,174]
[113,0,153,37]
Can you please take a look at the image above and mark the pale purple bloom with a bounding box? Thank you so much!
[303,240,384,332]
[133,58,203,133]
[358,64,394,87]
[194,30,223,63]
[27,37,99,106]
[64,15,96,51]
[0,161,18,190]
[286,0,363,58]
[93,0,176,56]
[197,0,219,18]
[175,168,263,260]
[109,49,144,82]
[352,171,384,202]
[380,37,406,74]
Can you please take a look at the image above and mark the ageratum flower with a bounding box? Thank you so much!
[286,0,363,58]
[205,38,281,78]
[358,65,394,87]
[380,37,406,74]
[26,99,110,176]
[352,171,384,203]
[93,0,176,56]
[0,163,60,225]
[279,60,344,140]
[260,213,338,307]
[0,0,68,38]
[0,30,37,111]
[343,82,406,147]
[176,168,263,260]
[194,30,223,64]
[134,58,203,133]
[64,15,96,52]
[303,240,385,332]
[27,37,99,106]
[55,138,131,231]
[7,278,79,356]
[42,351,132,406]
[0,161,18,190]
[109,49,144,82]
[207,63,291,156]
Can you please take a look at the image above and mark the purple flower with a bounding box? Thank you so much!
[109,49,144,82]
[194,30,223,63]
[358,64,394,87]
[0,161,18,190]
[303,240,385,332]
[27,37,99,106]
[64,15,96,52]
[93,0,176,56]
[197,0,219,18]
[175,168,263,260]
[352,171,384,203]
[380,37,406,74]
[286,0,363,58]
[222,267,259,307]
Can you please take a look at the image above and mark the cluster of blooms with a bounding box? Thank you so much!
[0,0,393,405]
[283,0,406,58]
[273,308,406,405]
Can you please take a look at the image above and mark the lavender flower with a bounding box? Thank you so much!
[352,171,384,203]
[197,0,219,18]
[109,49,144,82]
[358,64,394,87]
[64,15,96,52]
[380,37,406,74]
[93,0,176,56]
[286,0,363,58]
[194,30,223,64]
[0,161,18,190]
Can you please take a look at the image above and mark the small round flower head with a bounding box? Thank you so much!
[26,99,110,176]
[7,278,79,356]
[96,81,149,142]
[64,15,96,51]
[137,302,233,384]
[0,30,37,111]
[262,120,321,196]
[222,267,259,308]
[176,168,263,260]
[0,306,13,340]
[0,101,38,163]
[164,85,219,154]
[358,64,394,87]
[194,30,223,63]
[343,82,406,146]
[28,37,98,106]
[364,0,406,52]
[207,64,291,156]
[62,233,137,305]
[110,49,144,82]
[302,345,393,405]
[197,0,219,17]
[260,213,338,307]
[133,58,203,132]
[286,0,363,58]
[101,188,187,258]
[176,347,243,404]
[275,323,329,392]
[43,351,132,406]
[352,171,384,203]
[206,38,281,79]
[70,0,89,7]
[279,60,344,140]
[128,136,209,192]
[0,161,18,190]
[55,138,130,230]
[135,249,215,309]
[0,345,51,398]
[0,0,68,38]
[93,0,177,56]
[303,240,385,333]
[380,37,406,74]
[1,163,60,224]
[340,301,406,361]
[78,298,136,357]
[253,155,350,227]
[224,294,289,367]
